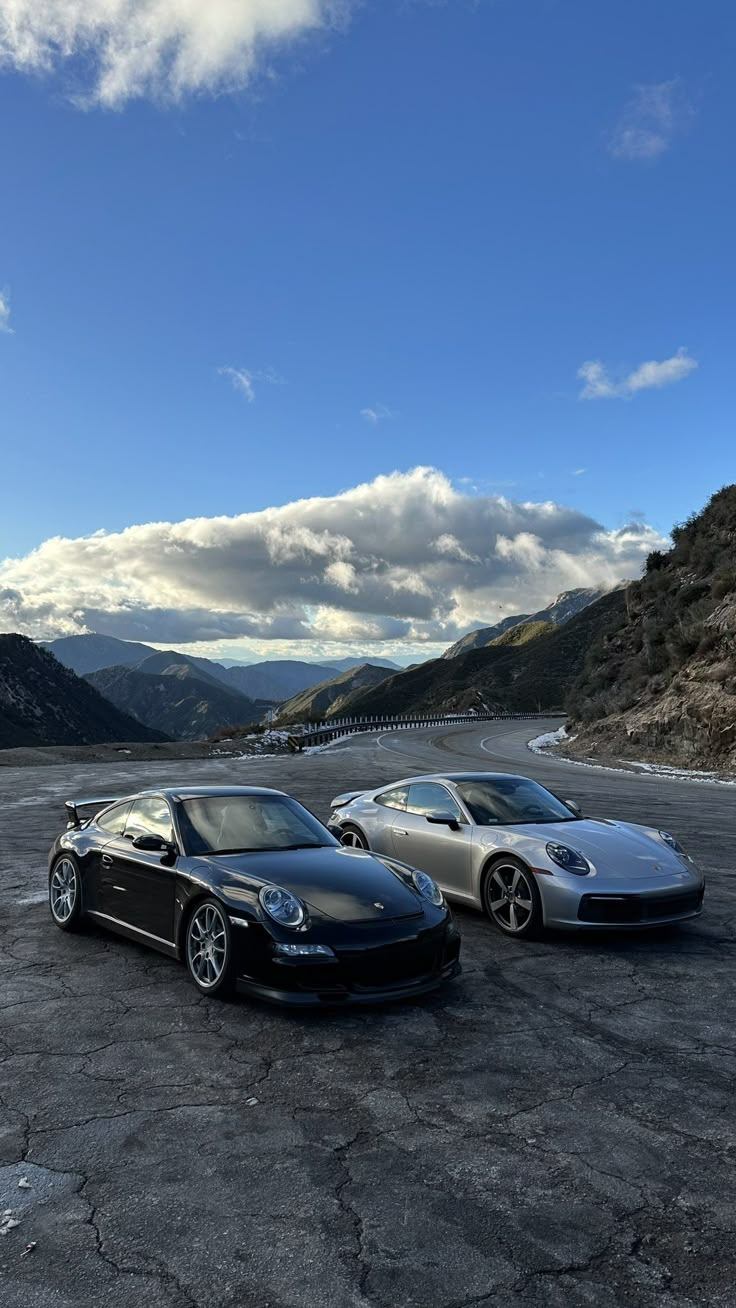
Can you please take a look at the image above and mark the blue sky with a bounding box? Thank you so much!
[0,1,733,660]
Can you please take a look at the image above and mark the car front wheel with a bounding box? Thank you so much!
[482,858,543,939]
[185,899,236,998]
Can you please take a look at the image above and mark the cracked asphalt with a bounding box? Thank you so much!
[1,720,736,1308]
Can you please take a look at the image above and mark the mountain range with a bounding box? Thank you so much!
[85,660,273,741]
[0,635,166,749]
[330,589,628,720]
[442,588,604,658]
[277,663,396,723]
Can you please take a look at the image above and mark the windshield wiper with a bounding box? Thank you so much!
[272,842,330,851]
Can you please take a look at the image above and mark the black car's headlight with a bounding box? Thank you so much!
[259,885,305,928]
[659,830,686,855]
[412,870,444,906]
[546,843,590,876]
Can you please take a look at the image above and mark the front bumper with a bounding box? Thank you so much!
[537,868,705,929]
[237,956,461,1006]
[235,921,462,1007]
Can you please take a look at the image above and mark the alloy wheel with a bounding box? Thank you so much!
[340,828,367,849]
[50,858,77,923]
[187,904,227,988]
[487,863,534,934]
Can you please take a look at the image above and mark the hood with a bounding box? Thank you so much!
[522,819,687,881]
[209,845,424,923]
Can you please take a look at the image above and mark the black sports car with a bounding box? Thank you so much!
[48,786,461,1006]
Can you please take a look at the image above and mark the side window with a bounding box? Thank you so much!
[96,802,132,836]
[124,797,174,844]
[406,783,465,821]
[374,786,408,811]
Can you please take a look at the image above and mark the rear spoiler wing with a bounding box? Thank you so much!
[65,796,125,829]
[329,791,364,810]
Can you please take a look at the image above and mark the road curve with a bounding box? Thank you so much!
[1,722,735,1308]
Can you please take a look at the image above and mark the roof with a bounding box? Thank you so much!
[379,772,526,787]
[137,785,287,801]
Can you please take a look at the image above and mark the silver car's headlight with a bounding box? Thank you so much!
[659,830,686,855]
[412,870,444,906]
[546,843,590,876]
[259,885,305,928]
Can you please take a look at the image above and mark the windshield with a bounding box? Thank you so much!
[455,778,578,826]
[178,794,338,855]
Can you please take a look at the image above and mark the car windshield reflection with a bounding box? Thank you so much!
[178,795,338,856]
[455,779,580,826]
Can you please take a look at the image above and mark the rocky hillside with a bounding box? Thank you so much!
[339,589,628,718]
[0,635,167,748]
[277,663,395,723]
[490,620,554,649]
[443,588,604,659]
[86,663,272,741]
[566,485,736,769]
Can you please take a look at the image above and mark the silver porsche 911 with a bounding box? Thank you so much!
[327,772,705,938]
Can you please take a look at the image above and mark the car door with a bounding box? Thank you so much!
[85,801,133,912]
[100,796,178,945]
[389,782,474,899]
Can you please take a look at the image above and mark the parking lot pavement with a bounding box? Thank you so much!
[1,721,735,1307]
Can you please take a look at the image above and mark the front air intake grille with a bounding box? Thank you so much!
[578,889,703,925]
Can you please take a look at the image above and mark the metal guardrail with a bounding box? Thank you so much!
[287,710,563,752]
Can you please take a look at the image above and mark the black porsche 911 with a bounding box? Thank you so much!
[48,786,461,1006]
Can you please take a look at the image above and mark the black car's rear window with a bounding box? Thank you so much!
[178,794,339,855]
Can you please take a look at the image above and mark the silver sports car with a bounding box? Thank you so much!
[327,772,705,937]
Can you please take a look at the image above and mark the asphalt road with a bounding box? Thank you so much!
[2,720,736,1308]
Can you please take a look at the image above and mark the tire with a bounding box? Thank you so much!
[49,855,84,932]
[339,823,369,850]
[185,899,236,998]
[482,857,543,939]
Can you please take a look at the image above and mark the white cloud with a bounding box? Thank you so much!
[578,348,697,400]
[218,366,282,403]
[609,80,690,161]
[0,467,666,650]
[360,404,396,424]
[0,1,342,108]
[572,468,588,477]
[0,289,13,333]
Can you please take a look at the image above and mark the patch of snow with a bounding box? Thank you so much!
[528,726,574,755]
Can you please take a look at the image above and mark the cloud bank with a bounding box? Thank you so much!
[0,1,343,107]
[0,468,665,651]
[578,349,697,400]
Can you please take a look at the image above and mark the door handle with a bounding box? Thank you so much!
[394,829,408,837]
[102,855,113,866]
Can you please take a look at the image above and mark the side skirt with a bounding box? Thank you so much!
[86,910,178,959]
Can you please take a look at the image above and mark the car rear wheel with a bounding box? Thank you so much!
[49,855,84,931]
[185,899,236,998]
[482,858,543,939]
[340,824,369,850]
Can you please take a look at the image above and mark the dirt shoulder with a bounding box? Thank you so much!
[0,736,291,768]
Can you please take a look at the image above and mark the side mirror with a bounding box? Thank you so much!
[564,800,582,818]
[426,811,460,831]
[132,833,175,855]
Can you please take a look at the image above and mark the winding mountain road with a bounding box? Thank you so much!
[1,720,735,1307]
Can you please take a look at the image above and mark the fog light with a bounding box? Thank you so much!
[274,943,335,957]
